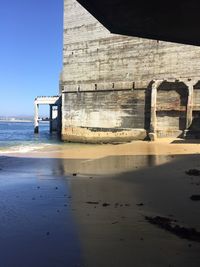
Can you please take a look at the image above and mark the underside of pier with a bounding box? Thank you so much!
[77,0,200,46]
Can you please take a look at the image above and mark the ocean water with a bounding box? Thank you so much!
[0,121,60,153]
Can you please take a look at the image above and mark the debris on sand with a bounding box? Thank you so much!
[186,169,200,176]
[190,195,200,201]
[102,203,110,207]
[111,221,119,224]
[72,173,77,176]
[86,201,99,205]
[136,203,144,206]
[145,216,200,242]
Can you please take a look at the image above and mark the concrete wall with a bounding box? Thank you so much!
[61,0,200,142]
[61,90,148,142]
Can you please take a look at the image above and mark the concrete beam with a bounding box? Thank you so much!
[34,96,60,105]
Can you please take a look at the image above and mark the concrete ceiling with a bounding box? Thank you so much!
[77,0,200,46]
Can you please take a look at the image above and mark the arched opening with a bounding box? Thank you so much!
[156,81,188,137]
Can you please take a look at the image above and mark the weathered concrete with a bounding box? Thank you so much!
[61,89,147,142]
[61,0,200,92]
[60,0,200,143]
[149,79,194,139]
[50,106,59,132]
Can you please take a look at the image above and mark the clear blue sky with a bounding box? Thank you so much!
[0,0,63,117]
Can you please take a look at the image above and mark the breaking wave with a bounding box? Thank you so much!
[0,143,52,154]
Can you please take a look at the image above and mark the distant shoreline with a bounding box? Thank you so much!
[0,119,33,123]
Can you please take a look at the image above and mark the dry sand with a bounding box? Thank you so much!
[0,139,200,267]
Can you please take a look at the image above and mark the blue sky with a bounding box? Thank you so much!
[0,0,63,117]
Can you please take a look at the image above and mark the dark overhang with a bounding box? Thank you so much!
[77,0,200,46]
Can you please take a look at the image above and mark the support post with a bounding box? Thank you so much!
[150,84,157,132]
[149,81,160,140]
[186,83,193,129]
[149,87,157,141]
[50,104,53,133]
[34,101,39,133]
[57,103,62,134]
[184,82,194,138]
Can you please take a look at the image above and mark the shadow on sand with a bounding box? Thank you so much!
[0,153,200,267]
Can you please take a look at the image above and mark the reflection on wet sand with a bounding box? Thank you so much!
[1,143,200,267]
[4,153,172,177]
[54,154,173,177]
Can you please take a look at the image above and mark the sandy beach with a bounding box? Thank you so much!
[0,139,200,267]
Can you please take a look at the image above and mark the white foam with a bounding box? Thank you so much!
[0,143,51,154]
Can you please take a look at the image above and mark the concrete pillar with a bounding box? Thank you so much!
[183,81,196,138]
[149,82,157,140]
[34,102,39,133]
[49,104,53,133]
[150,83,157,133]
[186,83,193,129]
[149,80,163,141]
[57,103,62,134]
[52,107,58,131]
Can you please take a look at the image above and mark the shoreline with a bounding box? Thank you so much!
[1,138,200,159]
[0,119,33,123]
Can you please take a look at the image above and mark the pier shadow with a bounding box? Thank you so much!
[1,153,200,267]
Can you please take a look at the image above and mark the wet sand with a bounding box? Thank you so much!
[0,139,200,267]
[7,138,200,159]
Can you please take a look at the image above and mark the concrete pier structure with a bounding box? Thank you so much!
[58,0,200,143]
[35,0,200,143]
[34,96,61,134]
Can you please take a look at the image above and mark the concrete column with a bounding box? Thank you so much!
[57,103,62,134]
[149,80,163,141]
[49,104,53,133]
[34,102,39,133]
[150,83,157,133]
[149,82,157,141]
[186,83,193,129]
